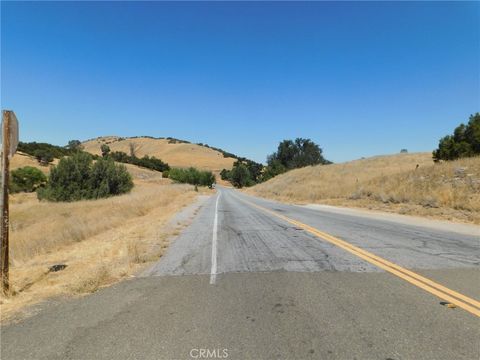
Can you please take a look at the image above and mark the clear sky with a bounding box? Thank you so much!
[1,1,479,164]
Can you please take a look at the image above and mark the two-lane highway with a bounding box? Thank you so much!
[2,187,479,359]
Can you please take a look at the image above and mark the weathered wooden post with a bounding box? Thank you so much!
[1,110,19,293]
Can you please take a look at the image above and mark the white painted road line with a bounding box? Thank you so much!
[210,191,222,285]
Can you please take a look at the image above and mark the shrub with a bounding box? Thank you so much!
[10,166,47,193]
[88,159,134,198]
[37,153,133,202]
[168,167,215,188]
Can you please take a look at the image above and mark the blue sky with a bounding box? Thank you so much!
[1,1,479,163]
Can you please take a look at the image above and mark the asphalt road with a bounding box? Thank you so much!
[2,187,479,360]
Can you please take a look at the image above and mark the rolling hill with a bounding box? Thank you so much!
[82,136,236,173]
[246,152,480,224]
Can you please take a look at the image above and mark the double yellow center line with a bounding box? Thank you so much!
[234,194,480,317]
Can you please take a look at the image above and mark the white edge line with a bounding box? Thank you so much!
[210,191,222,285]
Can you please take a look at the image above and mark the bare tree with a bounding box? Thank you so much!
[129,142,138,157]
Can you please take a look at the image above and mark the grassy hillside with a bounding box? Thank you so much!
[82,136,236,173]
[11,152,58,174]
[247,153,480,224]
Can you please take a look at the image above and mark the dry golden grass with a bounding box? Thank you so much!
[11,152,58,174]
[247,153,480,224]
[0,162,210,322]
[83,136,236,173]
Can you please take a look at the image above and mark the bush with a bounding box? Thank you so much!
[37,153,133,202]
[168,167,215,188]
[10,166,47,193]
[88,159,134,198]
[433,113,480,161]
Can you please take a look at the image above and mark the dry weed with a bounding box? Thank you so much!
[70,266,111,294]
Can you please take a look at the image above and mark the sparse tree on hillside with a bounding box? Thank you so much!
[220,169,230,181]
[271,140,297,169]
[230,163,251,188]
[268,138,330,170]
[129,142,138,157]
[243,160,263,183]
[33,149,54,166]
[109,151,130,163]
[101,144,111,158]
[67,140,83,151]
[433,113,480,161]
[262,159,286,181]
